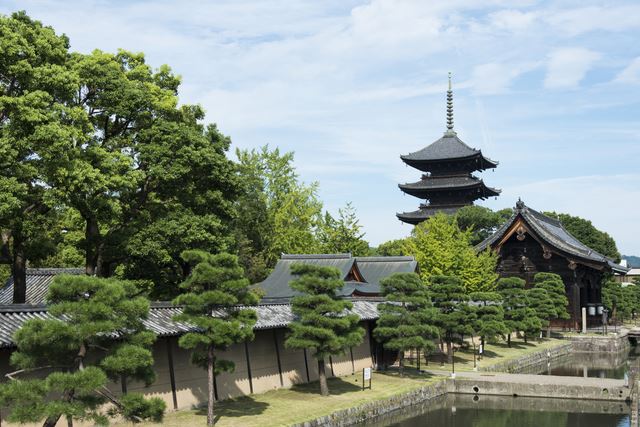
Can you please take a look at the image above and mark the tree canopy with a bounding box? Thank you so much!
[455,206,512,246]
[318,202,370,256]
[405,213,498,292]
[0,275,165,426]
[496,277,528,347]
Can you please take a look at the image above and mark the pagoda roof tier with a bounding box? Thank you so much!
[396,204,465,225]
[400,133,498,172]
[398,175,501,199]
[476,200,629,274]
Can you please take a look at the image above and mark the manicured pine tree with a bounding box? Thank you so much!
[521,306,543,343]
[496,277,528,347]
[526,287,556,339]
[470,291,508,350]
[374,273,439,376]
[0,275,165,427]
[429,275,476,363]
[285,264,365,396]
[533,272,570,330]
[173,251,258,427]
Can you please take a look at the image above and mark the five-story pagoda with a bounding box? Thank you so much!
[397,74,500,225]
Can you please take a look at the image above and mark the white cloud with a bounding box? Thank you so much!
[471,61,539,95]
[615,57,640,84]
[488,9,538,32]
[546,5,640,36]
[544,48,600,89]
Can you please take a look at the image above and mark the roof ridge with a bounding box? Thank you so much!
[281,253,352,260]
[25,267,85,275]
[355,256,415,262]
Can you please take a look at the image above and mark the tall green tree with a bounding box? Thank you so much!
[496,277,528,347]
[285,264,364,396]
[405,213,498,292]
[455,206,512,246]
[545,212,621,262]
[173,251,258,426]
[374,238,408,256]
[533,272,569,333]
[470,291,508,350]
[373,273,439,375]
[602,280,624,321]
[429,275,475,362]
[234,146,323,282]
[0,275,165,426]
[526,287,556,339]
[0,12,84,302]
[319,202,370,256]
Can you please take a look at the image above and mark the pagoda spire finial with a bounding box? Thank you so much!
[445,72,455,136]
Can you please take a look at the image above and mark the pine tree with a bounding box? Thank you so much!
[173,251,258,426]
[527,287,556,339]
[373,273,439,375]
[285,264,364,396]
[319,202,370,256]
[429,275,475,363]
[533,272,570,330]
[0,275,165,426]
[496,277,528,347]
[470,291,508,350]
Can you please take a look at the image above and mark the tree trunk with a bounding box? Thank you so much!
[524,334,528,344]
[398,351,404,377]
[84,216,100,276]
[207,345,215,426]
[507,333,511,348]
[43,344,86,427]
[12,234,27,304]
[446,340,453,364]
[318,359,329,396]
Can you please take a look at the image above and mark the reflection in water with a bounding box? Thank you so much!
[362,394,630,427]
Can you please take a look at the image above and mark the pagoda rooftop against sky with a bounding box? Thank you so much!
[397,73,500,225]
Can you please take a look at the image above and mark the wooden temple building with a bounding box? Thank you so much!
[397,74,500,225]
[477,199,629,329]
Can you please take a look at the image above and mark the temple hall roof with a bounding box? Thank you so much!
[476,200,629,274]
[400,134,498,170]
[0,268,84,305]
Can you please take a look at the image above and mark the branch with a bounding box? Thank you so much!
[4,365,70,381]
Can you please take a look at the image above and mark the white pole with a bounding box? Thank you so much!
[582,307,587,334]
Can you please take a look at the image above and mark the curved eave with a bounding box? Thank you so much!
[400,152,498,171]
[396,212,429,225]
[398,181,501,199]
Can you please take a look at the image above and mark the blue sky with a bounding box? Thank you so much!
[3,0,639,255]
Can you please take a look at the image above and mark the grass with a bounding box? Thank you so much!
[407,337,566,372]
[112,371,443,427]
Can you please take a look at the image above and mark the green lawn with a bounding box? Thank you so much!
[113,372,442,427]
[409,337,565,372]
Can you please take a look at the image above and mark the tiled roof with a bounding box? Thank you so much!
[396,205,464,224]
[0,268,84,305]
[399,175,501,198]
[257,254,418,300]
[476,201,629,274]
[400,134,498,168]
[0,300,381,348]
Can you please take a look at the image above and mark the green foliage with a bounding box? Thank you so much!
[0,274,162,425]
[319,202,370,256]
[374,273,439,367]
[496,277,528,340]
[405,213,498,292]
[286,264,364,360]
[111,393,166,423]
[373,239,408,256]
[173,251,258,372]
[533,272,569,320]
[429,275,475,356]
[455,206,512,246]
[545,212,621,262]
[526,287,555,332]
[469,291,508,343]
[234,146,323,282]
[602,280,623,317]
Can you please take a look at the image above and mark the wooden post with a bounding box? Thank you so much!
[303,348,310,382]
[244,340,254,394]
[273,329,284,386]
[166,337,179,410]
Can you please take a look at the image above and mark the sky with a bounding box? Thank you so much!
[2,0,639,255]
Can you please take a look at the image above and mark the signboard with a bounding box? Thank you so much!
[362,367,372,390]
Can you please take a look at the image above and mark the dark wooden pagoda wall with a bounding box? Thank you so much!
[496,233,604,329]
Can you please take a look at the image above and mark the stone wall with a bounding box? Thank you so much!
[480,342,574,373]
[568,331,630,353]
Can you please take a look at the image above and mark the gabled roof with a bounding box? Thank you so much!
[0,268,84,305]
[476,200,629,274]
[258,254,418,300]
[400,134,498,170]
[0,300,381,348]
